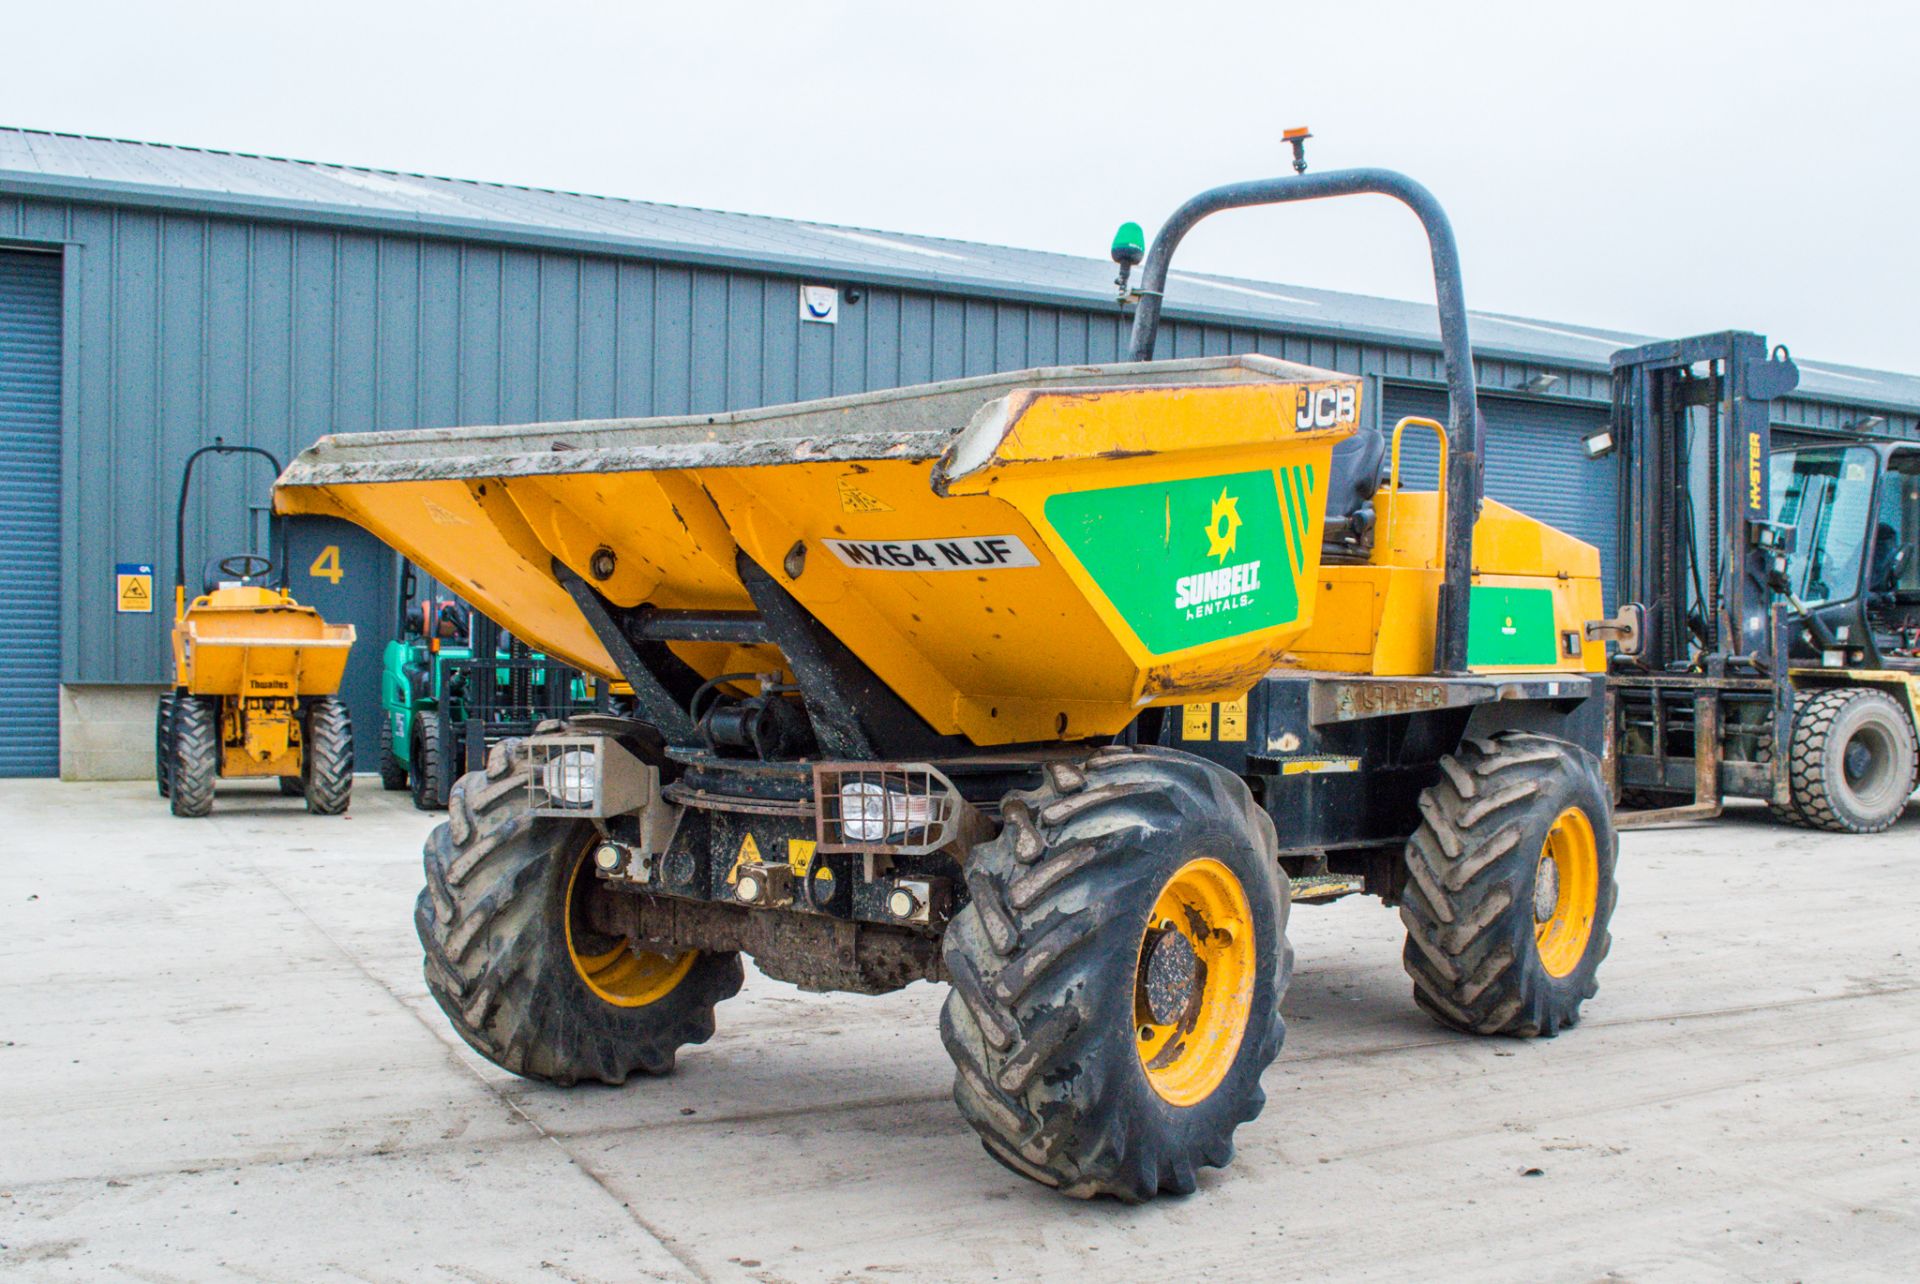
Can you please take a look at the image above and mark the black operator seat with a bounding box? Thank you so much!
[1320,424,1387,559]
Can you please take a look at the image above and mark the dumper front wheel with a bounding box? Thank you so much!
[940,748,1290,1202]
[416,749,743,1085]
[302,697,353,816]
[1401,732,1616,1037]
[168,695,219,818]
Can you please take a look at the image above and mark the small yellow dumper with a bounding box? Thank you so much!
[157,440,356,817]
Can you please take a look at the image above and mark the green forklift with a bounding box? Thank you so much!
[379,560,597,810]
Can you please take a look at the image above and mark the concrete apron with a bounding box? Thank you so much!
[0,780,1916,1281]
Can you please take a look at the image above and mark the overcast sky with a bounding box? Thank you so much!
[3,1,1914,372]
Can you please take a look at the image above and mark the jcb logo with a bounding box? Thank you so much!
[1295,383,1359,430]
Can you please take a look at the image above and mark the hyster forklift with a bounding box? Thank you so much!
[379,559,593,811]
[277,159,1621,1201]
[1604,332,1920,832]
[156,440,356,817]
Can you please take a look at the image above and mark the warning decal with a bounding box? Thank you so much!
[837,478,894,514]
[116,563,154,613]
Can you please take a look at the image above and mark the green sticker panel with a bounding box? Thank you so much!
[1043,468,1312,656]
[1468,585,1560,666]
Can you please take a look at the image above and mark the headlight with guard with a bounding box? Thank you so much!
[541,749,597,808]
[839,780,935,842]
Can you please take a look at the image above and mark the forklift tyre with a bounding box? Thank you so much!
[378,714,409,791]
[1779,688,1917,834]
[416,745,743,1084]
[410,712,444,811]
[1401,732,1616,1038]
[302,697,354,816]
[277,776,304,796]
[154,693,175,798]
[168,695,220,819]
[940,748,1290,1202]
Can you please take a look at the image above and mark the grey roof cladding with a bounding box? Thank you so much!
[2,126,1914,412]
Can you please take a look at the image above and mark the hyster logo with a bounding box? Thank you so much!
[1748,432,1764,512]
[1175,560,1262,616]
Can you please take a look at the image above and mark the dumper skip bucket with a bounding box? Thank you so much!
[276,355,1359,745]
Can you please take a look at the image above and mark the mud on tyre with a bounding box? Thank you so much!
[1401,731,1616,1037]
[416,743,743,1085]
[940,747,1291,1202]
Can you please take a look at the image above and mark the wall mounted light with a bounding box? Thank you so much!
[1517,372,1560,395]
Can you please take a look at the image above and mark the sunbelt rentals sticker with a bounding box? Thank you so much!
[1043,468,1313,655]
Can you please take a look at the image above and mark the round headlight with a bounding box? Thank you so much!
[541,749,596,807]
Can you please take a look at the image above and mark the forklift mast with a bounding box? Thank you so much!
[1611,331,1800,675]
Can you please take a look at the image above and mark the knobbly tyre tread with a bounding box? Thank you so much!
[154,693,175,798]
[168,695,219,818]
[1778,688,1917,834]
[378,712,409,791]
[939,747,1291,1202]
[1400,731,1617,1038]
[409,712,444,811]
[302,697,354,816]
[415,741,743,1085]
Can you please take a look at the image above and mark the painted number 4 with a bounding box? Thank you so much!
[309,544,344,585]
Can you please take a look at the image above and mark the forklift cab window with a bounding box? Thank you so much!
[1769,447,1876,607]
[1876,453,1920,597]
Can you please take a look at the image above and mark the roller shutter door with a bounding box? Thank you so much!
[1382,384,1619,608]
[0,251,62,776]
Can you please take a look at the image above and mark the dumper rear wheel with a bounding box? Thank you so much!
[940,748,1290,1202]
[154,693,175,798]
[1401,732,1616,1037]
[302,697,353,816]
[416,748,742,1085]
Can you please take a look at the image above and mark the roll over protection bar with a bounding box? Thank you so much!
[1125,167,1484,675]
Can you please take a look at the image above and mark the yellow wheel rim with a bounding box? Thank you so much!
[1532,807,1599,978]
[1133,857,1256,1107]
[564,854,698,1008]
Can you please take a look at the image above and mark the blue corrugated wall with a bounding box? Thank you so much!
[0,191,1896,698]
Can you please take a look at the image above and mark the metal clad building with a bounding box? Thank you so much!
[3,127,1917,778]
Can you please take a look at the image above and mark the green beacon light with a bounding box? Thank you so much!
[1110,220,1146,305]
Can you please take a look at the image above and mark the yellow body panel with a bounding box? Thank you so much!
[1287,492,1606,676]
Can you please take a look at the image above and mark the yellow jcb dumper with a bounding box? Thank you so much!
[277,160,1619,1200]
[158,440,356,817]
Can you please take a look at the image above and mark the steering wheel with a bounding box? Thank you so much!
[217,554,274,582]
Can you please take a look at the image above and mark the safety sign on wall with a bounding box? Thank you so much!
[116,562,154,613]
